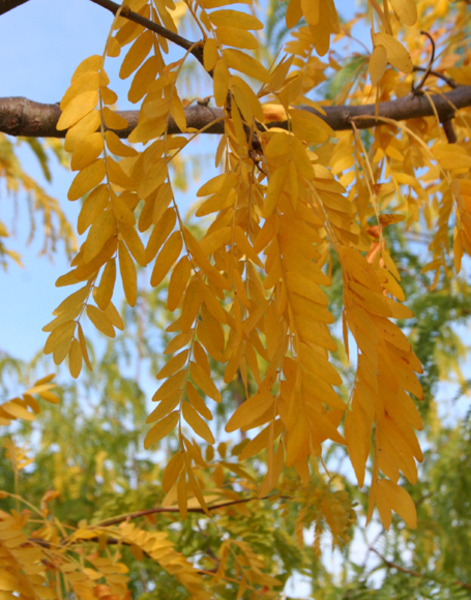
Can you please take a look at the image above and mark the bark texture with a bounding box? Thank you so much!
[0,86,469,140]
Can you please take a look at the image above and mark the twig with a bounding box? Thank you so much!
[89,0,205,68]
[413,31,435,93]
[413,66,458,89]
[97,494,287,527]
[371,548,471,591]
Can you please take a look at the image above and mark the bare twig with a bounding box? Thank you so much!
[413,31,435,92]
[413,66,458,89]
[97,494,286,527]
[371,548,471,591]
[89,0,205,68]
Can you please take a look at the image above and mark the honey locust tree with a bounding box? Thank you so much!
[1,0,471,597]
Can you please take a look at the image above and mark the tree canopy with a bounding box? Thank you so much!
[1,0,471,598]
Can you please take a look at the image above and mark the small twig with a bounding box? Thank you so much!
[413,31,436,93]
[413,66,458,89]
[97,494,288,527]
[89,0,206,68]
[371,548,471,591]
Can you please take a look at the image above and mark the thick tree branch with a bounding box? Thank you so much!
[0,86,470,140]
[0,0,30,15]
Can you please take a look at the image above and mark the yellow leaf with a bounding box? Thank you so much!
[187,382,213,420]
[232,76,264,121]
[150,231,183,288]
[146,207,176,263]
[223,49,270,82]
[204,38,219,72]
[119,221,146,265]
[213,59,230,107]
[57,90,99,130]
[182,402,215,444]
[44,321,76,355]
[369,45,388,86]
[118,241,137,307]
[197,172,237,196]
[87,305,116,338]
[146,393,180,424]
[104,301,124,330]
[71,54,102,82]
[119,30,153,79]
[64,110,101,152]
[77,184,109,233]
[378,479,417,528]
[225,392,274,433]
[285,0,302,28]
[299,343,342,386]
[78,322,93,370]
[170,94,187,133]
[162,452,184,492]
[68,159,106,200]
[177,471,187,519]
[37,390,60,404]
[152,370,187,402]
[209,9,263,30]
[216,26,258,50]
[289,108,333,143]
[432,142,471,170]
[144,411,179,449]
[180,277,203,333]
[70,132,104,171]
[107,156,134,189]
[157,350,189,380]
[263,164,288,218]
[167,256,191,311]
[52,285,90,316]
[105,130,138,157]
[389,0,417,25]
[94,259,117,310]
[301,0,319,25]
[195,188,236,217]
[69,339,83,379]
[199,227,232,256]
[2,401,34,421]
[82,209,116,264]
[102,106,129,130]
[62,70,99,110]
[374,32,413,74]
[190,361,222,403]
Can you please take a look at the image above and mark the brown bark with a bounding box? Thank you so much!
[0,0,30,15]
[0,86,470,140]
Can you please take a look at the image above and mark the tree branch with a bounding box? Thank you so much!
[0,0,30,15]
[97,494,286,527]
[1,86,470,140]
[371,548,471,591]
[89,0,205,68]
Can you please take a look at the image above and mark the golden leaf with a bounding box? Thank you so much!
[118,241,137,307]
[144,411,179,449]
